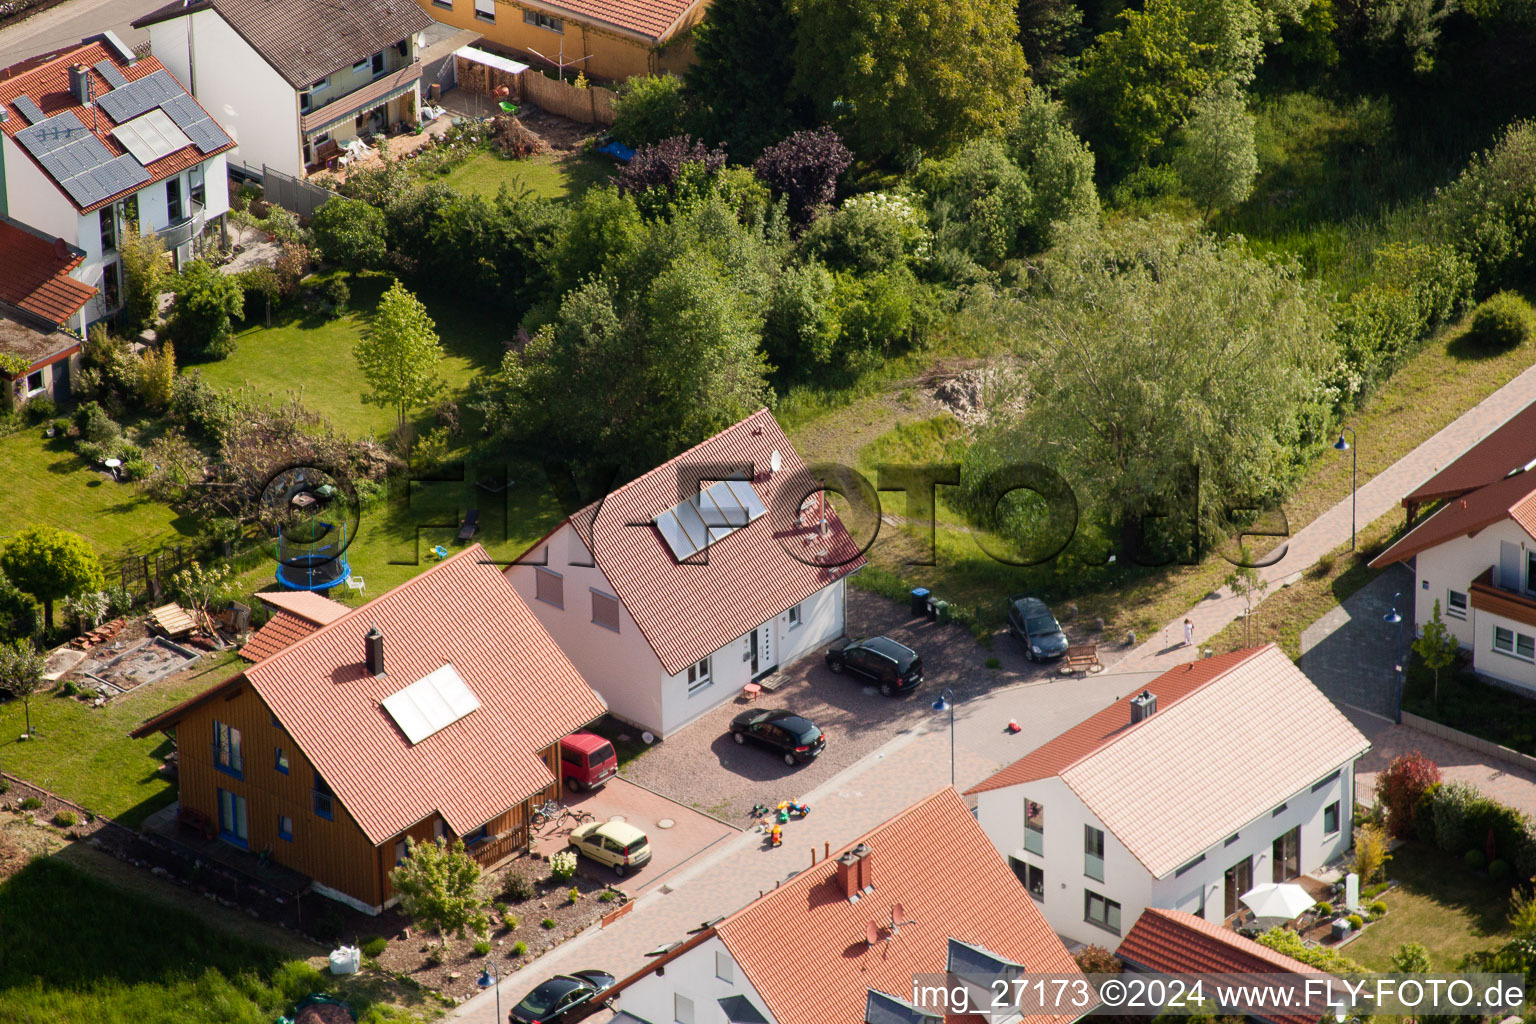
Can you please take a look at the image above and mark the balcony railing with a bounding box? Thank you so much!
[154,200,206,250]
[467,823,527,867]
[1471,566,1536,629]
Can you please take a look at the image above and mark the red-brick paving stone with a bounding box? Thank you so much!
[530,778,736,896]
[1345,706,1536,816]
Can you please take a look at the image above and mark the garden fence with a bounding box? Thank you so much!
[519,71,615,125]
[261,165,336,219]
[119,545,189,602]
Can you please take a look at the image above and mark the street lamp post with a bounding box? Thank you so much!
[478,958,501,1023]
[932,688,956,787]
[1334,427,1358,551]
[1384,594,1404,723]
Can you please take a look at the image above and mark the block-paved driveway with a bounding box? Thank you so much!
[618,587,1099,824]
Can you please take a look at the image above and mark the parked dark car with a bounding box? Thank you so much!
[730,708,826,765]
[825,636,924,695]
[1007,596,1069,661]
[508,969,616,1024]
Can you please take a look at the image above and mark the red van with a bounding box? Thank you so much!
[559,732,618,791]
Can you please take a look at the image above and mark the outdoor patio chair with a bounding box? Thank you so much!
[346,575,366,593]
[457,508,480,542]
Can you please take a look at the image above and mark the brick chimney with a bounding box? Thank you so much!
[834,848,860,900]
[854,843,873,891]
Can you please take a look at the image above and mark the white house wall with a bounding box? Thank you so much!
[506,523,668,735]
[1413,518,1535,646]
[619,936,777,1024]
[976,764,1355,950]
[155,9,303,177]
[1472,611,1536,691]
[0,134,79,243]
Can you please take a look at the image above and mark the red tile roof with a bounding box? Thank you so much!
[240,591,351,662]
[711,788,1086,1024]
[547,409,866,676]
[1370,469,1536,568]
[1402,401,1536,509]
[230,546,604,844]
[1117,909,1324,1024]
[0,41,234,214]
[967,646,1369,877]
[0,220,95,327]
[522,0,701,41]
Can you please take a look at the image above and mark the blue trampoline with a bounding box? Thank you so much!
[276,520,350,591]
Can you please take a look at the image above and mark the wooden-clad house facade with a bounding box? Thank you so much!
[132,546,606,912]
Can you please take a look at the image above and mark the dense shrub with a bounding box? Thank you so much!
[167,261,244,360]
[309,198,388,272]
[1466,849,1486,869]
[360,936,387,958]
[548,850,577,882]
[1432,781,1480,853]
[73,401,120,443]
[19,797,42,811]
[1074,944,1121,973]
[1006,90,1099,248]
[500,869,534,902]
[752,126,853,225]
[1377,751,1442,838]
[52,810,76,828]
[22,396,55,424]
[918,138,1035,265]
[1432,120,1536,290]
[611,74,689,148]
[1346,914,1365,929]
[1315,900,1333,916]
[511,940,528,956]
[615,136,726,199]
[802,191,929,275]
[764,259,839,370]
[472,939,492,956]
[1414,782,1440,845]
[1463,291,1533,352]
[1490,859,1512,880]
[321,276,350,312]
[1368,899,1388,915]
[1257,928,1367,972]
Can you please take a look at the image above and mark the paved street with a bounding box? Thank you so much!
[1115,359,1536,676]
[454,665,1159,1022]
[0,0,160,65]
[1299,564,1415,719]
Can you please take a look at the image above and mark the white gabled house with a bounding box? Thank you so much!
[0,34,235,325]
[505,409,865,739]
[967,645,1369,951]
[1370,400,1536,693]
[612,788,1089,1024]
[134,0,431,178]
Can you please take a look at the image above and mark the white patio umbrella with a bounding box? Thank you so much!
[1240,882,1315,922]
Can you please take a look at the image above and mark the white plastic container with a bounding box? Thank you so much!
[328,945,361,975]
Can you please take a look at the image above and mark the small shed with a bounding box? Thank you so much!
[453,45,528,101]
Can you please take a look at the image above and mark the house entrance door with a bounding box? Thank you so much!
[1224,856,1252,918]
[749,622,776,680]
[1273,826,1301,882]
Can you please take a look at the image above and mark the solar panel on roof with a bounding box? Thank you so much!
[380,664,480,745]
[96,69,180,123]
[15,110,149,209]
[159,91,233,154]
[12,96,45,125]
[652,477,769,561]
[111,108,192,165]
[93,60,129,89]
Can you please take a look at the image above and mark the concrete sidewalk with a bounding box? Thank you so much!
[1115,360,1536,675]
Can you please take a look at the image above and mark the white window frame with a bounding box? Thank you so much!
[474,0,494,20]
[1447,589,1468,619]
[674,993,694,1024]
[24,370,44,396]
[686,657,712,695]
[1494,626,1535,661]
[535,567,564,609]
[1084,889,1121,935]
[1084,825,1105,882]
[1323,800,1341,836]
[353,57,369,73]
[715,950,733,982]
[1024,798,1043,855]
[787,603,802,628]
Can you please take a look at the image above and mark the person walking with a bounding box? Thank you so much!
[1183,618,1194,647]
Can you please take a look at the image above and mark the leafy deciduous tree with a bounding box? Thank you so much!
[119,225,168,337]
[355,280,444,433]
[310,198,389,272]
[388,837,488,949]
[791,0,1031,164]
[0,639,46,737]
[0,527,104,631]
[1412,599,1460,704]
[1174,79,1260,220]
[1005,90,1100,251]
[611,74,690,148]
[686,0,809,158]
[752,127,853,225]
[168,261,244,360]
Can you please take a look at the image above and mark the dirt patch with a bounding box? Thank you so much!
[508,105,598,151]
[76,636,202,694]
[0,810,64,881]
[367,858,626,1003]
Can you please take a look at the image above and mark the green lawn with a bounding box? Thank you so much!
[439,149,612,201]
[0,652,244,827]
[0,857,428,1024]
[0,429,198,564]
[195,274,514,440]
[1346,843,1515,971]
